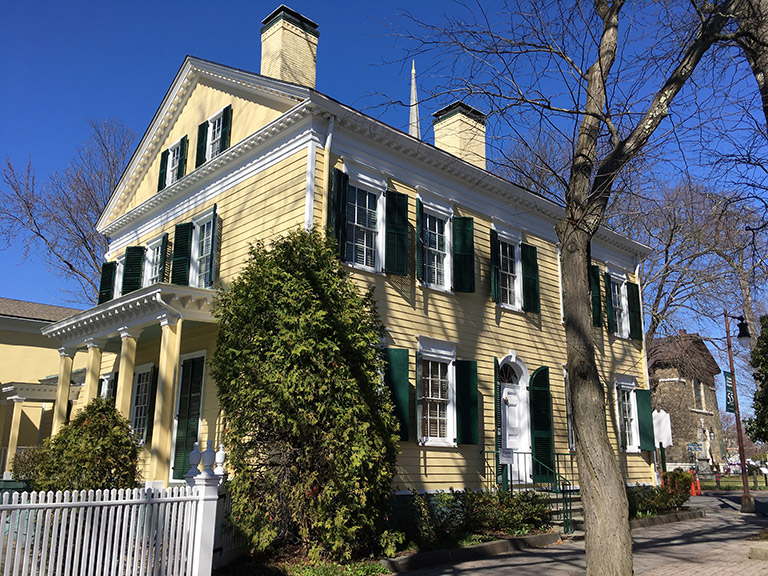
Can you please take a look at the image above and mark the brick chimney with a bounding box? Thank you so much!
[433,102,487,170]
[260,5,319,89]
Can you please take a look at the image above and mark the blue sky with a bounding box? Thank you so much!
[1,0,442,307]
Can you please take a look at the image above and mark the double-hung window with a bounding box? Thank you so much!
[417,338,456,447]
[157,136,188,192]
[346,185,379,268]
[491,227,523,309]
[417,194,453,291]
[143,235,168,286]
[170,206,221,288]
[615,378,640,452]
[196,105,232,167]
[499,240,517,306]
[131,363,156,445]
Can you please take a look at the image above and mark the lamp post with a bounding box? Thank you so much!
[724,310,755,513]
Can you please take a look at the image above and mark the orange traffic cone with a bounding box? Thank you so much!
[690,478,696,496]
[696,477,702,495]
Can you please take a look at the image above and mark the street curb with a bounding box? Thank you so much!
[380,531,561,573]
[629,508,706,529]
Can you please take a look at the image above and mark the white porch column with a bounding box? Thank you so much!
[4,397,25,475]
[115,327,142,421]
[150,315,183,486]
[80,338,106,411]
[52,347,76,434]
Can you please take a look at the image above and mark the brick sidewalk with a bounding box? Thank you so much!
[399,494,768,575]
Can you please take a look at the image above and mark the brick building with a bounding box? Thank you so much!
[648,331,723,471]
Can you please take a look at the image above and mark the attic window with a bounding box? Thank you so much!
[196,105,232,168]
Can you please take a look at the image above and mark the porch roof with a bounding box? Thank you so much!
[41,284,216,351]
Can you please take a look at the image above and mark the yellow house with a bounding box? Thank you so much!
[41,6,655,490]
[0,298,86,476]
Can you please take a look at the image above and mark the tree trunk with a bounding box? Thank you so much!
[558,222,633,576]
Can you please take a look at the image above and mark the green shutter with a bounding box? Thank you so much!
[636,388,655,451]
[144,367,159,445]
[158,233,169,283]
[456,360,479,444]
[328,168,348,259]
[490,229,500,302]
[220,105,232,153]
[605,272,616,334]
[196,121,208,167]
[416,199,424,281]
[97,261,117,304]
[157,149,169,191]
[530,366,554,482]
[121,246,146,295]
[452,217,475,292]
[171,222,193,286]
[385,190,409,275]
[627,282,643,341]
[176,135,188,181]
[590,265,602,327]
[172,356,204,480]
[384,348,410,441]
[521,243,540,313]
[207,205,222,288]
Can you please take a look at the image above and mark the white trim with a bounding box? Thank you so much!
[113,254,125,298]
[343,158,387,192]
[304,141,317,230]
[165,137,184,188]
[204,108,225,162]
[190,208,215,288]
[342,181,385,273]
[418,193,453,291]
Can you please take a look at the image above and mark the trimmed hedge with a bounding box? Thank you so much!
[626,471,692,518]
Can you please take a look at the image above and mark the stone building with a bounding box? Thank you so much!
[648,330,723,471]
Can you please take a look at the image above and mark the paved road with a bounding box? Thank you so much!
[400,493,768,575]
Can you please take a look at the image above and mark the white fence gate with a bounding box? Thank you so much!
[0,442,241,576]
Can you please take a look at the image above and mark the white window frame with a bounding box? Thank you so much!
[417,337,456,447]
[189,208,215,288]
[143,235,166,287]
[341,160,387,273]
[493,225,523,310]
[206,110,224,161]
[99,372,116,400]
[418,194,453,292]
[166,138,183,187]
[130,363,155,445]
[615,377,640,453]
[606,264,629,338]
[113,255,125,298]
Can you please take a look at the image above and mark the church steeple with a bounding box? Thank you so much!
[409,60,421,139]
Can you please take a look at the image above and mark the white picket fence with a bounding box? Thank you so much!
[0,442,243,576]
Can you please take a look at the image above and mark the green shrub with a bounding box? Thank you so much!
[212,230,399,561]
[626,473,691,519]
[16,397,141,492]
[9,446,45,489]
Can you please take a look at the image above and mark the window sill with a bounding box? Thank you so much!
[497,302,523,313]
[418,438,457,448]
[420,282,453,295]
[689,408,714,416]
[344,261,385,276]
[620,447,641,454]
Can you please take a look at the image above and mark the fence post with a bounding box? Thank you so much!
[191,441,220,576]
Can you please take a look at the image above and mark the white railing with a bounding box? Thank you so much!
[0,441,237,576]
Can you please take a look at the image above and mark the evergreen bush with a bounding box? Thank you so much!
[212,230,400,560]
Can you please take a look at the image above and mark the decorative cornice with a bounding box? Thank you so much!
[101,101,314,238]
[98,56,309,234]
[42,285,216,349]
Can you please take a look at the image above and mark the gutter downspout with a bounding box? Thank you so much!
[320,116,335,231]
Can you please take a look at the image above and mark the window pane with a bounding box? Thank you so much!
[345,185,377,268]
[132,370,152,443]
[423,214,446,285]
[499,241,516,305]
[420,359,449,440]
[197,219,213,287]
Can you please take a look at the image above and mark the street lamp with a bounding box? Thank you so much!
[724,311,755,513]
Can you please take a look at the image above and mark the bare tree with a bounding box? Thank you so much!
[401,1,741,572]
[1,119,135,304]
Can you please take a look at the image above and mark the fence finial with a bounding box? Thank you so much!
[185,441,201,483]
[201,440,216,478]
[214,444,226,477]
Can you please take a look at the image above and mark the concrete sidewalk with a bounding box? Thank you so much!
[399,493,768,575]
